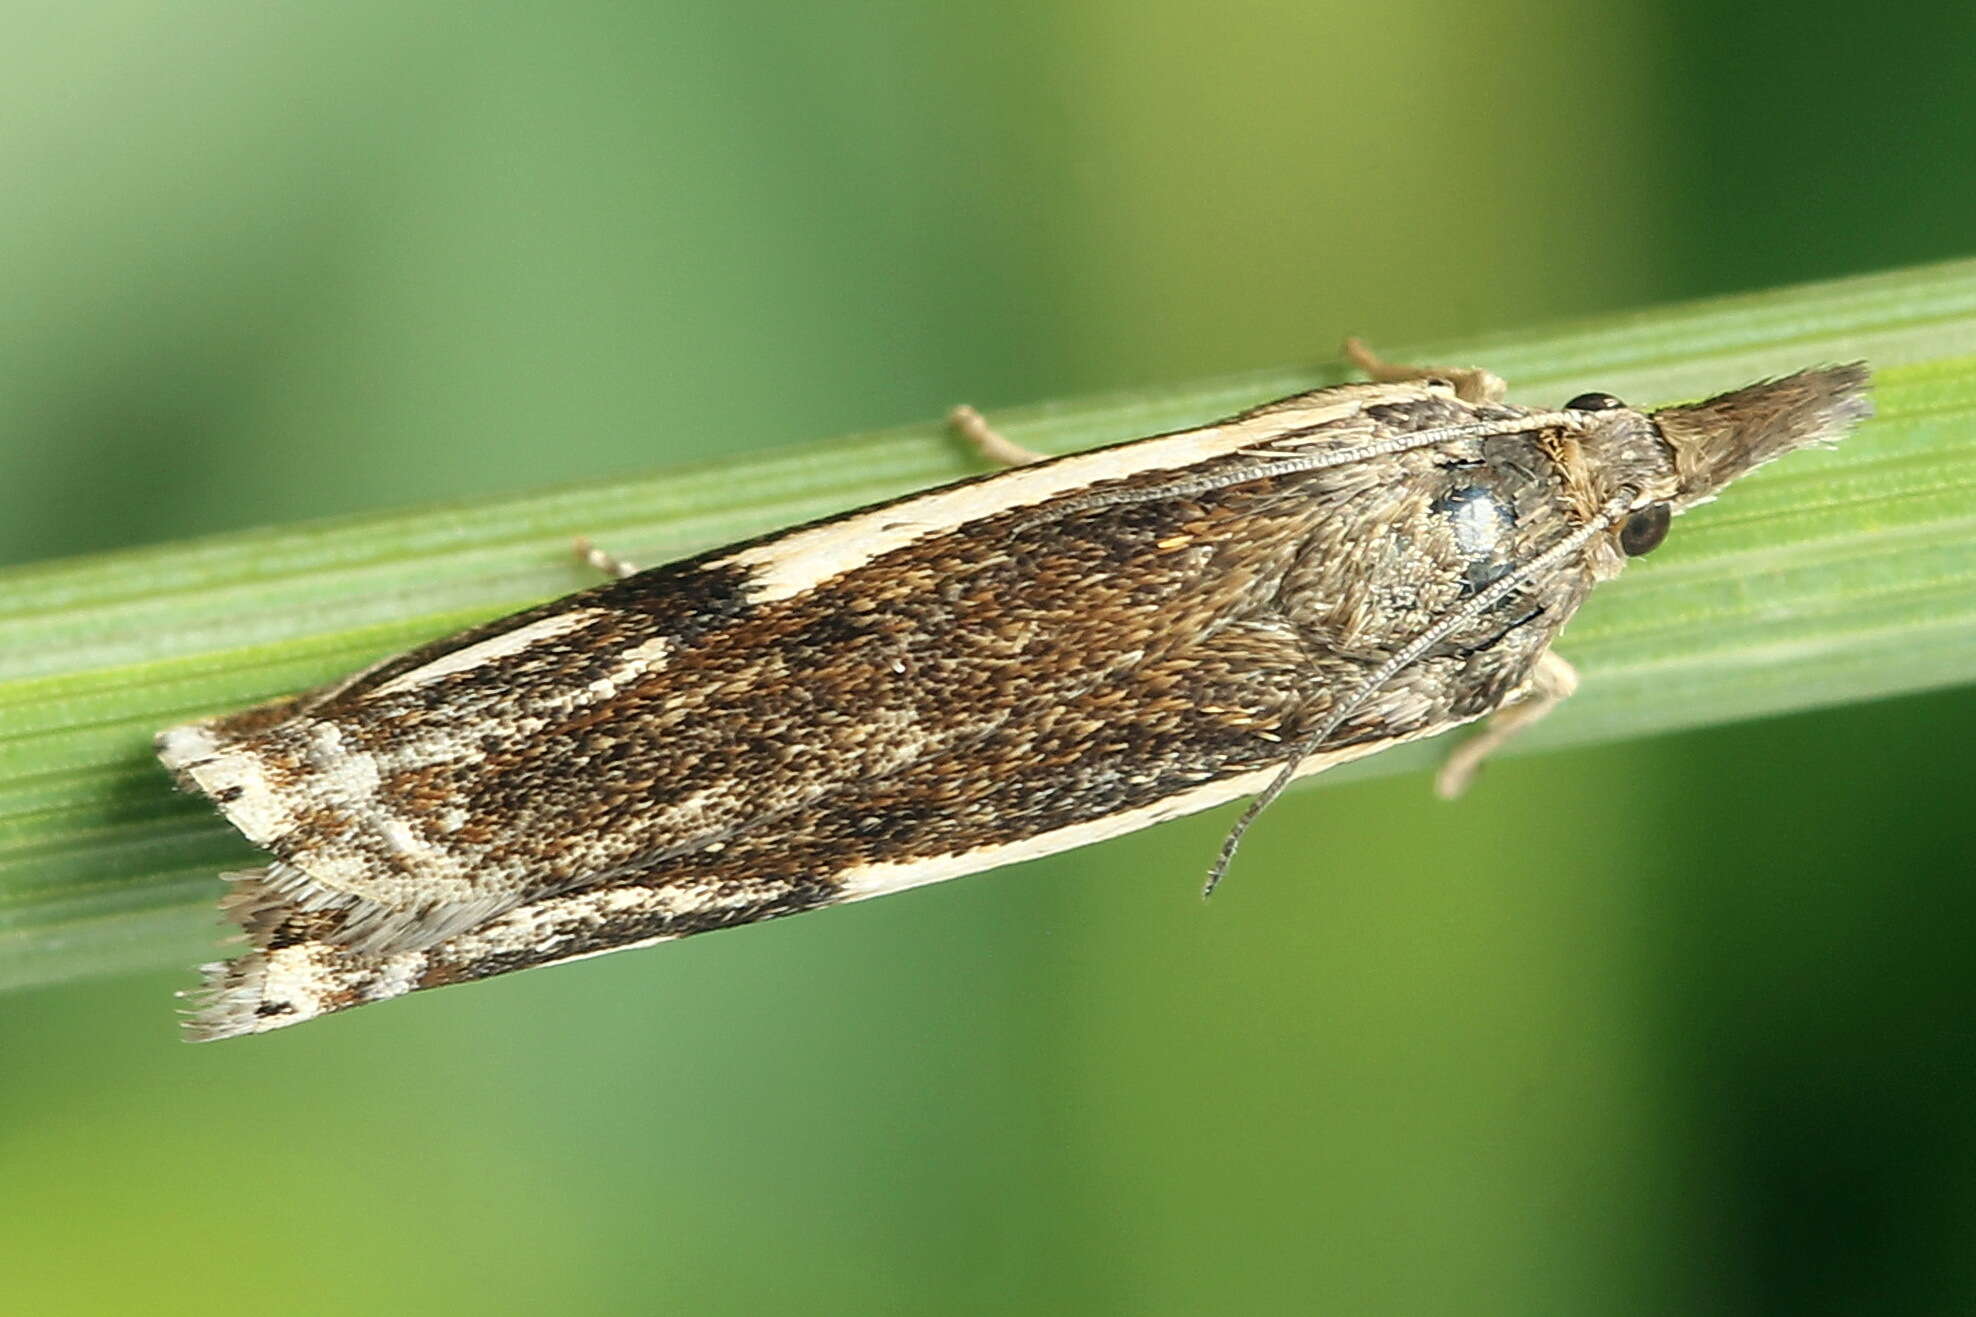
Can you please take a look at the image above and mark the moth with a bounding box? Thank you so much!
[156,343,1871,1039]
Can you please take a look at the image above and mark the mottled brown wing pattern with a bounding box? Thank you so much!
[160,388,1429,943]
[192,597,1462,1032]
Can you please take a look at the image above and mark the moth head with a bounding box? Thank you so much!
[1647,363,1873,510]
[1563,364,1871,559]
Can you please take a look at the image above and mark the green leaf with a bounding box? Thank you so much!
[4,257,1974,993]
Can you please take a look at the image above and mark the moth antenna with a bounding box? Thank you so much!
[1022,413,1583,532]
[1201,489,1635,898]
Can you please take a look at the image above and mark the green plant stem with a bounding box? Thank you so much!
[4,258,1976,992]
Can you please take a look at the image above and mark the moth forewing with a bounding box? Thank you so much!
[159,357,1872,1039]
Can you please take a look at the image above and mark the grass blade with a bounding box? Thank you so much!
[4,257,1974,991]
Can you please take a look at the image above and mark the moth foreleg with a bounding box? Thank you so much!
[1342,337,1508,406]
[1434,650,1579,799]
[571,536,641,580]
[949,404,1049,466]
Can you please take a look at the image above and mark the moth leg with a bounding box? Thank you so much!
[949,404,1048,466]
[1434,650,1579,799]
[1342,337,1508,406]
[570,536,640,580]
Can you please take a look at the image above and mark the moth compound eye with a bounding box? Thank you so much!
[1565,391,1626,412]
[1618,502,1672,556]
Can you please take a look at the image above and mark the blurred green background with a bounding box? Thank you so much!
[3,3,1973,1314]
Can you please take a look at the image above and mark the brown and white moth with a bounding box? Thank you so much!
[156,344,1871,1039]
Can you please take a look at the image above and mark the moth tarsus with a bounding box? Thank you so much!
[156,347,1873,1038]
[1433,649,1579,800]
[570,536,640,581]
[949,403,1049,467]
[1341,336,1507,406]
